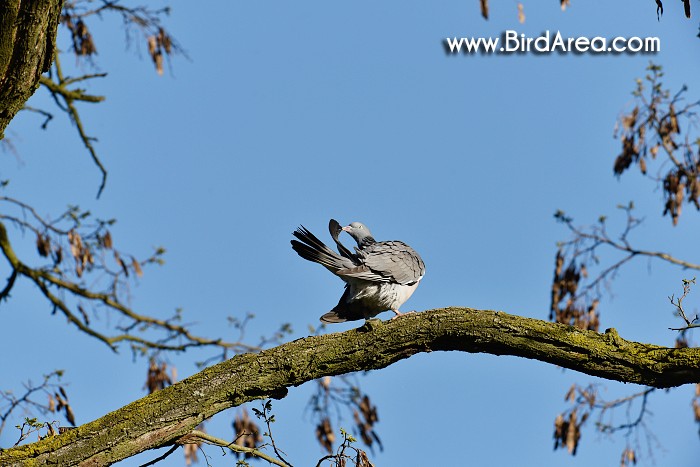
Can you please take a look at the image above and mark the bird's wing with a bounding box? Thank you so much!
[329,219,356,260]
[337,241,425,285]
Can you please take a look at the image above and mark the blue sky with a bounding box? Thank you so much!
[2,1,700,465]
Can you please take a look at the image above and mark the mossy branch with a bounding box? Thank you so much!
[1,308,698,466]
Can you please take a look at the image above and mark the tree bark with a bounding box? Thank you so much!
[0,307,698,466]
[0,0,62,140]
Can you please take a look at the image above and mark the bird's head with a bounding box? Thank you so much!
[342,222,375,246]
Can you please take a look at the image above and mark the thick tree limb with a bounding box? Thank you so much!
[1,308,698,466]
[0,0,63,139]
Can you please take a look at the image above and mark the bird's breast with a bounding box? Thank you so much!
[347,279,421,312]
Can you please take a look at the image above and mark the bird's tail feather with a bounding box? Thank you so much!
[320,310,347,323]
[319,287,370,323]
[291,226,349,272]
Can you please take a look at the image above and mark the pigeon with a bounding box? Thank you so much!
[291,219,425,323]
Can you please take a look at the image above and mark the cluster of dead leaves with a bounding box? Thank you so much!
[36,228,145,281]
[316,416,336,453]
[662,167,700,226]
[614,66,700,226]
[233,409,263,458]
[313,377,382,455]
[553,411,582,455]
[48,386,76,427]
[61,14,97,57]
[148,28,173,76]
[550,249,599,331]
[553,385,594,456]
[145,360,175,393]
[620,447,638,466]
[353,395,382,452]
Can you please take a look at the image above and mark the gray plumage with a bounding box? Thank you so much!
[291,220,425,323]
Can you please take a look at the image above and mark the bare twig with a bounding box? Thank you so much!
[138,444,178,467]
[178,430,292,467]
[669,277,698,330]
[39,54,108,197]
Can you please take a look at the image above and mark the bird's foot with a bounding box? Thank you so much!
[390,310,416,320]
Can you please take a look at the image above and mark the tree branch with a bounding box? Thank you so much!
[0,1,63,140]
[1,308,698,466]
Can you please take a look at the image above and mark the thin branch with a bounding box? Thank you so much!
[0,218,261,355]
[0,269,17,301]
[39,54,108,197]
[598,388,655,434]
[138,445,178,467]
[179,430,292,467]
[669,277,698,331]
[21,106,54,130]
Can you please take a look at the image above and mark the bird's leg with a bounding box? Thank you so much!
[389,309,416,320]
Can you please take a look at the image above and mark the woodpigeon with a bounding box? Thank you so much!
[291,219,425,323]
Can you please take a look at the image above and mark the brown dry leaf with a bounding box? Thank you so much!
[517,3,525,23]
[65,404,76,426]
[68,230,82,260]
[145,360,172,393]
[650,144,659,158]
[315,417,335,453]
[564,384,576,402]
[36,233,51,257]
[621,447,637,466]
[621,107,637,131]
[55,393,65,411]
[102,231,113,249]
[553,413,565,449]
[131,257,143,277]
[480,0,489,19]
[357,449,375,467]
[114,251,129,277]
[183,442,198,466]
[154,53,164,76]
[639,157,647,175]
[148,35,157,57]
[669,104,679,133]
[683,0,691,18]
[233,409,262,458]
[565,409,579,454]
[147,35,164,75]
[72,20,97,56]
[48,394,56,413]
[159,28,172,54]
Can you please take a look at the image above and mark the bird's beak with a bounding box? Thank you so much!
[342,226,351,232]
